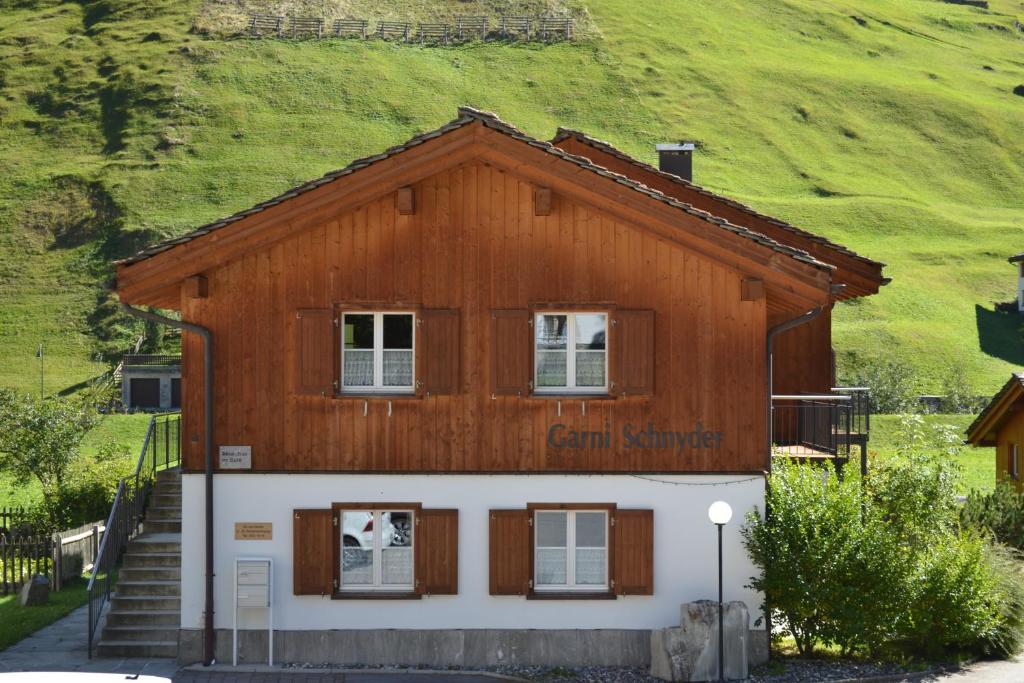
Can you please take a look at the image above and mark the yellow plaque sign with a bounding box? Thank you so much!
[234,522,273,541]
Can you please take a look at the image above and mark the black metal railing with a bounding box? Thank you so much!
[772,394,854,459]
[122,354,181,367]
[832,387,870,438]
[87,412,180,657]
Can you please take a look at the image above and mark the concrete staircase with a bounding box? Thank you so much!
[96,468,181,659]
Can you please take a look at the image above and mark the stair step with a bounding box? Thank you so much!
[130,533,181,554]
[146,507,181,522]
[116,580,181,597]
[143,520,182,534]
[152,493,182,505]
[102,625,179,642]
[105,609,179,627]
[111,595,181,611]
[123,552,181,568]
[95,640,177,658]
[119,566,181,582]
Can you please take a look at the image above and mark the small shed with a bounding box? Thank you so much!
[120,354,181,410]
[1008,252,1024,312]
[965,373,1024,492]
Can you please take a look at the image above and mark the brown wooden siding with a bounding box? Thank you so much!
[995,411,1024,493]
[179,160,771,474]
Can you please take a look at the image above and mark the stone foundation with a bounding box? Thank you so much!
[178,628,769,668]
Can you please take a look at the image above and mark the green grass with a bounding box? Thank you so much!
[0,413,153,509]
[0,574,94,652]
[1,0,1023,399]
[869,413,996,494]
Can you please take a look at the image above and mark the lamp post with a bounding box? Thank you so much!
[708,500,733,682]
[35,344,43,400]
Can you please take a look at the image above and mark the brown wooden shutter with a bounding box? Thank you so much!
[491,310,531,396]
[612,509,653,595]
[420,309,460,395]
[488,509,531,595]
[414,508,458,595]
[293,309,334,396]
[612,309,655,396]
[293,508,334,595]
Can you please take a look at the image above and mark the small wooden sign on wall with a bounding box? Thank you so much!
[235,522,273,541]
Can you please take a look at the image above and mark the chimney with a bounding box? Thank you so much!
[656,142,695,182]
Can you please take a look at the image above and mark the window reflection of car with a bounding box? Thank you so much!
[341,511,412,570]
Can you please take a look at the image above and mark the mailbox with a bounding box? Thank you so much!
[233,557,272,666]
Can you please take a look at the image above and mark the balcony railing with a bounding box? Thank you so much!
[772,388,871,475]
[121,354,181,367]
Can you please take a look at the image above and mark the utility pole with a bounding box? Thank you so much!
[36,343,43,399]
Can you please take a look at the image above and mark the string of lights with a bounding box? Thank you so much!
[628,474,764,486]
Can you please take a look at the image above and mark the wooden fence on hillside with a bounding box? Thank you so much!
[248,14,573,42]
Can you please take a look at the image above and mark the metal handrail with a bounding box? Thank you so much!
[87,412,180,657]
[773,394,851,401]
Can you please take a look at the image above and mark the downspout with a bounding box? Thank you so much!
[762,304,822,662]
[120,303,215,666]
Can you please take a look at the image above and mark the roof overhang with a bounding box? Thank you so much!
[116,108,833,312]
[965,373,1024,447]
[551,128,889,301]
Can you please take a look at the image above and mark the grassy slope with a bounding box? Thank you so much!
[1,0,1023,403]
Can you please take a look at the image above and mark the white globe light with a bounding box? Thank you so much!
[708,500,733,525]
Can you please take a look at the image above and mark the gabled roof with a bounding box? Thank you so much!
[551,127,889,298]
[965,373,1024,446]
[116,107,830,272]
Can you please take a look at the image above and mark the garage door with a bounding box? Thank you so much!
[171,378,181,409]
[130,378,161,409]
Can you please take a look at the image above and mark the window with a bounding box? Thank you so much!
[339,509,414,591]
[1011,444,1020,480]
[534,509,608,591]
[341,312,414,393]
[534,312,608,394]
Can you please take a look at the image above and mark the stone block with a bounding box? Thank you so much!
[18,574,49,607]
[651,600,748,682]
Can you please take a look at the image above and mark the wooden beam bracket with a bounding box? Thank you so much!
[741,277,764,302]
[397,186,415,215]
[534,187,552,216]
[184,274,209,299]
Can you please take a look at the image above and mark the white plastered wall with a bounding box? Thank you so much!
[180,473,765,631]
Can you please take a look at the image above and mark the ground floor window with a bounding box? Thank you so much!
[534,509,609,591]
[339,509,414,591]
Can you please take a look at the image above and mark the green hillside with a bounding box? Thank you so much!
[1,0,1023,398]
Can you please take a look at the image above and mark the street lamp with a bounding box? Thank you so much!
[708,500,733,682]
[35,344,44,400]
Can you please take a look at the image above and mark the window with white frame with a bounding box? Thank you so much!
[534,312,608,393]
[341,312,415,392]
[534,509,608,591]
[339,509,414,591]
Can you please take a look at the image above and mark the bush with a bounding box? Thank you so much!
[745,445,1023,659]
[962,482,1024,551]
[837,354,918,413]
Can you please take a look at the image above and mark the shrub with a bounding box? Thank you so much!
[962,482,1024,551]
[746,447,1022,659]
[837,354,918,413]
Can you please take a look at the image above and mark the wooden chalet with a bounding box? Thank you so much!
[966,373,1024,492]
[113,108,887,667]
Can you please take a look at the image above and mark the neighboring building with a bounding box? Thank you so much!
[121,354,182,410]
[965,373,1024,492]
[1010,252,1024,312]
[113,108,887,666]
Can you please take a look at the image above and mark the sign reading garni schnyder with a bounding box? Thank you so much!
[547,422,724,451]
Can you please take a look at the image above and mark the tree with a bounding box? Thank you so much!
[0,389,104,529]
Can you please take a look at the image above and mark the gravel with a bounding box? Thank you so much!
[281,661,948,683]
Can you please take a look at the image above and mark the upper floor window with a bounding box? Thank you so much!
[534,312,608,394]
[341,312,414,393]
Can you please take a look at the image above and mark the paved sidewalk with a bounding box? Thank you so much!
[927,656,1024,682]
[0,603,178,679]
